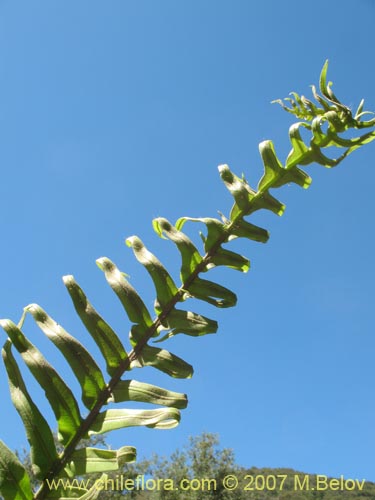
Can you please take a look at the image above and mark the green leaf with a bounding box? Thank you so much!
[311,115,330,147]
[187,277,237,308]
[219,165,285,219]
[230,218,269,243]
[2,341,57,479]
[218,165,254,215]
[0,320,82,445]
[63,275,128,377]
[272,96,309,119]
[65,447,136,476]
[23,304,106,410]
[0,440,33,500]
[131,345,193,379]
[319,59,329,96]
[96,257,153,332]
[285,122,313,168]
[126,236,179,312]
[109,379,187,409]
[175,216,228,254]
[249,190,285,216]
[175,217,255,270]
[278,166,311,189]
[355,98,365,118]
[324,110,345,133]
[311,84,331,112]
[209,247,250,272]
[258,140,311,190]
[156,309,218,342]
[257,140,283,191]
[289,91,306,112]
[347,129,375,149]
[309,139,350,168]
[89,408,180,435]
[301,96,321,117]
[175,217,252,272]
[318,60,346,110]
[153,218,203,281]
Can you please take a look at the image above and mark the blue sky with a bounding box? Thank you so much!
[0,0,375,484]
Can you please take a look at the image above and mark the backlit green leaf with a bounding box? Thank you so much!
[258,140,285,191]
[218,165,253,214]
[285,122,312,168]
[187,277,237,308]
[89,408,180,435]
[258,140,312,190]
[156,309,218,342]
[175,217,228,254]
[153,218,203,281]
[2,341,57,479]
[219,164,285,220]
[0,320,82,445]
[96,257,153,332]
[209,247,250,272]
[126,236,179,311]
[0,440,33,500]
[230,218,269,243]
[65,446,136,476]
[109,379,187,409]
[131,345,193,379]
[63,275,128,377]
[23,304,106,410]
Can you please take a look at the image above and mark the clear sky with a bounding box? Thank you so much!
[0,0,374,483]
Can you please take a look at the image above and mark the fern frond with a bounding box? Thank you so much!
[1,62,374,500]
